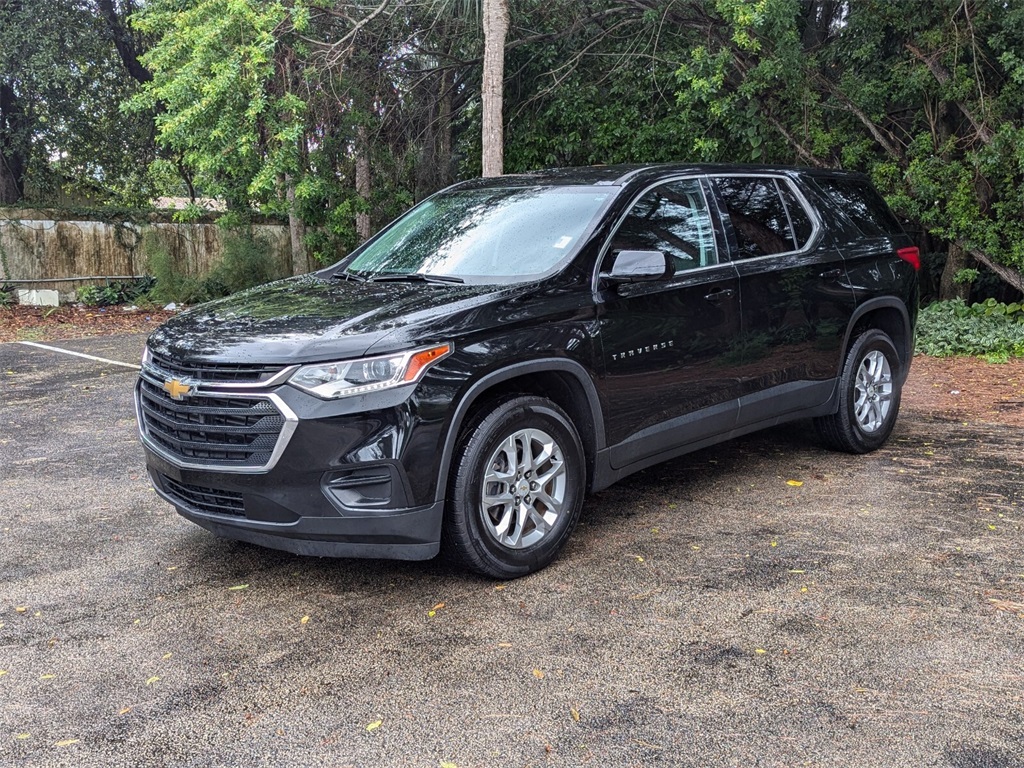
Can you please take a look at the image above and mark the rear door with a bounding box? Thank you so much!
[709,174,855,427]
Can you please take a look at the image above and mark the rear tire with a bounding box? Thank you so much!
[441,395,585,578]
[815,329,902,454]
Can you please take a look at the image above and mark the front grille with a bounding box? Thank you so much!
[150,352,285,383]
[137,378,286,468]
[162,475,245,517]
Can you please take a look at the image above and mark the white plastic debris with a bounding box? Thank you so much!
[163,302,178,311]
[17,289,59,307]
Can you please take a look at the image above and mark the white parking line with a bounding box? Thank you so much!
[17,341,140,370]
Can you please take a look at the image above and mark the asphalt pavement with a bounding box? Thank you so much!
[1,334,1022,768]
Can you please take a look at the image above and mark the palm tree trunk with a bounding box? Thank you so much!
[481,0,508,177]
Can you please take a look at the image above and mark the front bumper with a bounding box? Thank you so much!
[137,372,451,561]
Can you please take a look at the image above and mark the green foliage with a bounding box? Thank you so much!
[916,299,1024,362]
[129,0,298,208]
[0,285,14,308]
[207,231,285,294]
[143,228,281,305]
[144,232,211,306]
[0,0,158,206]
[75,278,156,307]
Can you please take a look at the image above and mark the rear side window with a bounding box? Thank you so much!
[812,177,902,237]
[714,176,813,259]
[610,179,717,272]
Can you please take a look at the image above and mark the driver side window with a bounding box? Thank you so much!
[610,179,717,273]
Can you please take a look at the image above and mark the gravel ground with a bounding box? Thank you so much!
[1,335,1022,768]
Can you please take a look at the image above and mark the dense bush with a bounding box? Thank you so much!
[144,229,284,306]
[75,277,156,307]
[916,299,1024,362]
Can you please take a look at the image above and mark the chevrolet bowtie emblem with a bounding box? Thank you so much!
[163,378,193,401]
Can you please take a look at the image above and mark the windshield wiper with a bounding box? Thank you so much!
[331,269,368,282]
[369,273,465,284]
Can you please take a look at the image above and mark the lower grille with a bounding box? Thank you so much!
[137,378,286,468]
[162,476,245,517]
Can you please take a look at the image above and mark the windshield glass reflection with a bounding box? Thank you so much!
[344,187,611,285]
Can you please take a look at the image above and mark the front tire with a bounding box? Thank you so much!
[815,329,903,454]
[442,395,585,578]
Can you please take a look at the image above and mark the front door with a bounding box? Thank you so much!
[595,178,743,469]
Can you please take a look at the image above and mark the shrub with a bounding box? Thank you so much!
[143,228,284,306]
[207,231,285,295]
[143,231,211,305]
[76,277,156,307]
[916,299,1024,362]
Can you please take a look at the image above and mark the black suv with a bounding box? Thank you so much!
[136,164,919,577]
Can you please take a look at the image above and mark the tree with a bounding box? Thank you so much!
[481,0,508,176]
[0,0,161,206]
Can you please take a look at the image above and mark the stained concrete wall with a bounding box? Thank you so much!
[0,209,291,298]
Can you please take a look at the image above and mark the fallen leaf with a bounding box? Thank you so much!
[634,556,644,562]
[15,606,27,613]
[15,733,30,740]
[532,668,545,679]
[162,652,173,660]
[494,585,506,591]
[55,739,80,747]
[300,615,310,625]
[786,480,804,487]
[146,676,160,685]
[40,674,55,680]
[988,598,1024,615]
[166,566,178,571]
[119,707,132,715]
[228,584,249,591]
[366,720,382,732]
[788,569,805,574]
[440,762,459,768]
[770,541,778,547]
[0,669,8,677]
[497,642,513,648]
[431,602,446,611]
[755,649,767,655]
[570,708,580,722]
[427,610,436,618]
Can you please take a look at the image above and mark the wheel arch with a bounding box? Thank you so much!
[842,298,914,382]
[434,360,605,502]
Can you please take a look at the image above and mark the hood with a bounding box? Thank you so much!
[146,273,512,364]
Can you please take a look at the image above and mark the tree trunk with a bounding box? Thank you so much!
[0,80,25,204]
[285,175,309,275]
[355,125,371,242]
[481,0,508,177]
[939,242,971,301]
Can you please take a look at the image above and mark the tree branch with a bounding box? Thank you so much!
[906,42,994,146]
[965,245,1024,294]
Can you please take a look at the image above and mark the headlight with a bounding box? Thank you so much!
[288,343,452,399]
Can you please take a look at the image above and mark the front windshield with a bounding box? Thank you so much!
[342,186,612,284]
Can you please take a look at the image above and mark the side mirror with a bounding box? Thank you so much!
[600,249,672,284]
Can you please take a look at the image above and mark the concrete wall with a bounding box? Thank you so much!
[0,208,291,298]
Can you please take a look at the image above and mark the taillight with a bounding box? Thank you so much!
[897,246,920,271]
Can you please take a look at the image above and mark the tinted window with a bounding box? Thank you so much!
[345,187,611,284]
[715,176,802,258]
[610,180,716,272]
[812,177,902,237]
[778,181,814,248]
